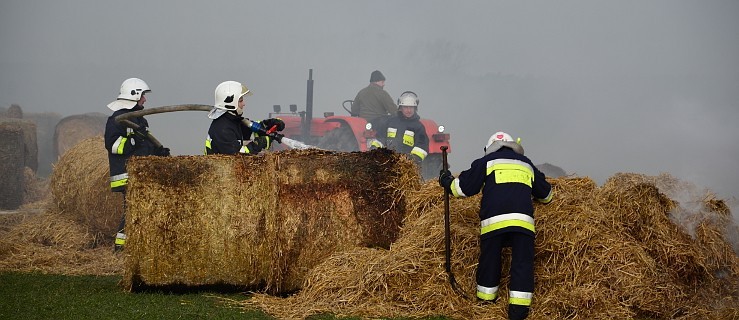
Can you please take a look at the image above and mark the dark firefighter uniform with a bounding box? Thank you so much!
[104,105,157,192]
[370,112,429,163]
[443,145,552,320]
[105,105,159,250]
[204,112,279,155]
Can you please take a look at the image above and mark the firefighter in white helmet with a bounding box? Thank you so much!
[369,91,429,167]
[439,131,553,320]
[204,80,284,154]
[104,78,170,252]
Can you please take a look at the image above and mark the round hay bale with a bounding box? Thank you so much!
[53,112,107,159]
[0,121,25,209]
[6,104,23,119]
[50,136,122,242]
[0,118,38,172]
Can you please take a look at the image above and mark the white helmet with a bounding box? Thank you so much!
[107,78,150,111]
[484,131,524,155]
[397,91,419,108]
[214,81,251,111]
[118,78,150,101]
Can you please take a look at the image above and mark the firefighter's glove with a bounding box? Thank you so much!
[270,132,284,143]
[261,118,285,131]
[438,169,454,192]
[154,146,171,157]
[254,135,271,150]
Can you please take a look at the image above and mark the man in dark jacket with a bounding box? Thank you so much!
[204,80,284,155]
[351,70,397,122]
[104,78,169,252]
[438,131,553,320]
[369,91,429,165]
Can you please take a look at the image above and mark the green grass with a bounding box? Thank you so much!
[0,272,449,320]
[0,272,268,320]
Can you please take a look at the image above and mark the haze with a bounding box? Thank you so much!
[1,1,738,207]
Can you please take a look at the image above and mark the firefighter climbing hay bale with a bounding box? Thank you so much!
[245,174,738,320]
[50,136,123,242]
[122,149,420,294]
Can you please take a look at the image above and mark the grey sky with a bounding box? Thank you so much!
[1,1,738,204]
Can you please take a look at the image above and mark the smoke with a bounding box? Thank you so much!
[658,179,739,254]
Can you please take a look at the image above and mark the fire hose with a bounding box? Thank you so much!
[114,104,316,150]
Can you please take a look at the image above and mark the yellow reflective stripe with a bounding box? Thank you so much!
[240,145,249,153]
[476,285,498,301]
[410,146,427,160]
[204,135,212,154]
[110,173,128,188]
[387,128,397,138]
[112,136,129,154]
[451,178,466,197]
[509,290,533,306]
[537,190,553,203]
[487,160,534,187]
[480,213,535,235]
[402,130,415,146]
[370,139,383,148]
[114,237,126,245]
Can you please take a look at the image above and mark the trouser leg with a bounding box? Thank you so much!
[476,235,503,301]
[114,191,127,251]
[508,233,535,320]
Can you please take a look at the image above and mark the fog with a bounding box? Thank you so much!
[1,1,738,209]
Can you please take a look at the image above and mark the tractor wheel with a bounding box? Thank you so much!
[421,154,443,181]
[317,124,359,152]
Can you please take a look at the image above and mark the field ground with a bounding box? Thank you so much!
[0,272,448,320]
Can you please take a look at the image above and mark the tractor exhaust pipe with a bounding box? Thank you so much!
[303,69,314,140]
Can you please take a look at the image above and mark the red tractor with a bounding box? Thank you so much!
[268,70,451,180]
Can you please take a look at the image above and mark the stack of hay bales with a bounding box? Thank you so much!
[53,112,107,159]
[0,121,30,209]
[246,174,738,320]
[50,136,123,243]
[122,149,420,294]
[25,111,62,177]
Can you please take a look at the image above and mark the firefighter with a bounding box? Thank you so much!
[438,131,553,320]
[369,91,429,165]
[204,80,284,155]
[351,70,398,122]
[104,78,170,252]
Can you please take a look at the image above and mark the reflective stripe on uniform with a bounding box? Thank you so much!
[451,178,466,198]
[387,128,397,138]
[476,284,499,301]
[509,290,533,306]
[110,173,128,188]
[239,145,249,154]
[115,232,127,246]
[402,130,415,146]
[112,136,129,155]
[537,189,554,204]
[204,135,212,154]
[487,159,534,187]
[410,146,427,160]
[480,213,535,235]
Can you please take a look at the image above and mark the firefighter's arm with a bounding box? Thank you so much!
[446,158,486,198]
[410,128,429,163]
[532,168,553,204]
